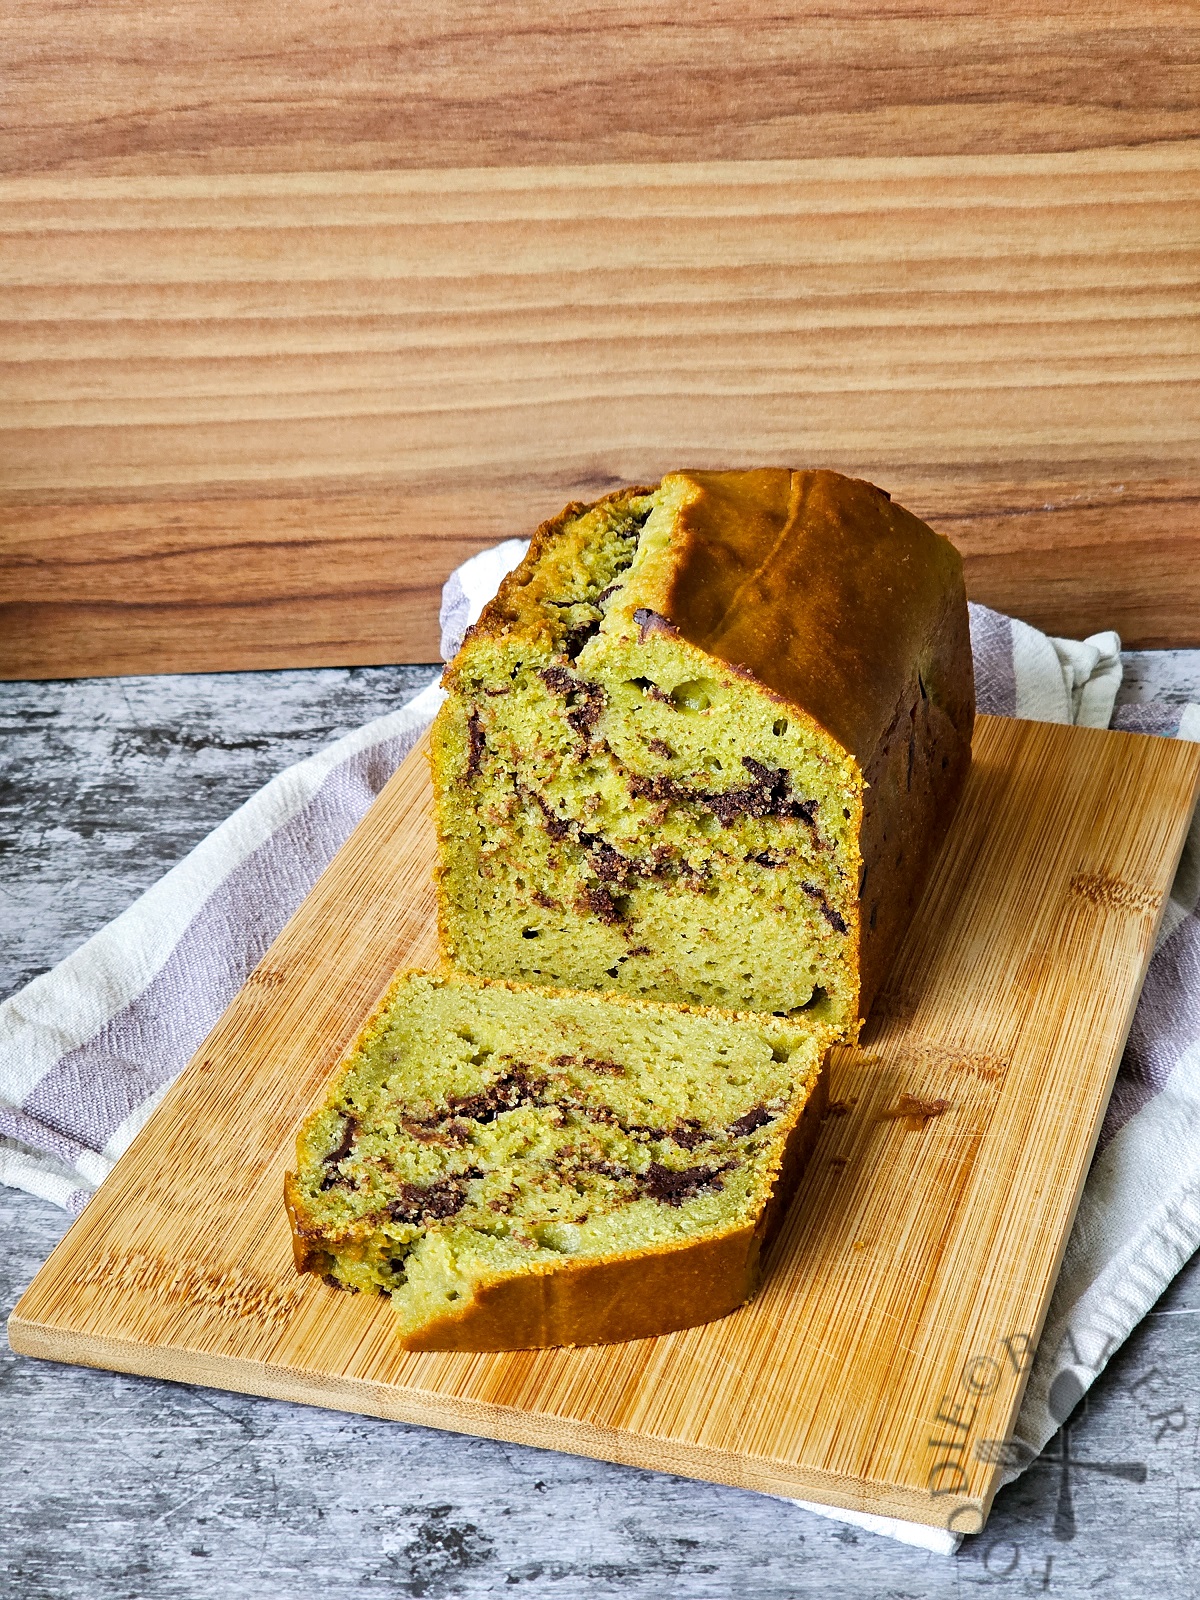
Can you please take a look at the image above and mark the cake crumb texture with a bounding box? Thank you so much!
[284,969,826,1349]
[432,468,974,1035]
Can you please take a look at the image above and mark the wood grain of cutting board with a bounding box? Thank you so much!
[10,715,1200,1535]
[2,2,1199,676]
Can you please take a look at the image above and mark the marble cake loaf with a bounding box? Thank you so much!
[432,468,974,1038]
[284,969,827,1350]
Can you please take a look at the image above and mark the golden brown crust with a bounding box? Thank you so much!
[855,675,972,1020]
[283,1171,335,1279]
[399,1225,762,1350]
[651,471,975,1029]
[640,469,973,768]
[755,1063,829,1255]
[455,468,974,774]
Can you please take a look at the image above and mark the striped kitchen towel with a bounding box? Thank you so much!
[2,539,1198,1555]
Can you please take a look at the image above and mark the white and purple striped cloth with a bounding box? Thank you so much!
[3,541,1198,1553]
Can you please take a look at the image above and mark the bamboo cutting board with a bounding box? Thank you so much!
[10,715,1200,1535]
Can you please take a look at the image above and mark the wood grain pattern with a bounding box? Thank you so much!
[4,2,1198,175]
[11,717,1200,1534]
[3,146,1198,676]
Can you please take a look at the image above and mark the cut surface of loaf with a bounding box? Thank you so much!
[432,469,974,1036]
[284,969,827,1350]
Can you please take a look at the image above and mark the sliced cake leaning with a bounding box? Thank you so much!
[431,468,974,1040]
[284,969,828,1350]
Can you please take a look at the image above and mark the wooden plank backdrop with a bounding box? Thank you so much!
[11,717,1200,1534]
[1,4,1199,677]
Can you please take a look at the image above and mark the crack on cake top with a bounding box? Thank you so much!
[562,619,601,660]
[540,503,649,657]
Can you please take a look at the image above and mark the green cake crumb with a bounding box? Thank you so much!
[286,970,824,1344]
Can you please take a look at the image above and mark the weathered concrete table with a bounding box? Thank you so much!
[4,658,1199,1600]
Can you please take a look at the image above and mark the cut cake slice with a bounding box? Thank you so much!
[432,468,974,1037]
[284,969,827,1350]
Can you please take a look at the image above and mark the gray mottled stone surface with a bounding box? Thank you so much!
[0,666,439,1001]
[3,656,1200,1600]
[1120,650,1200,710]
